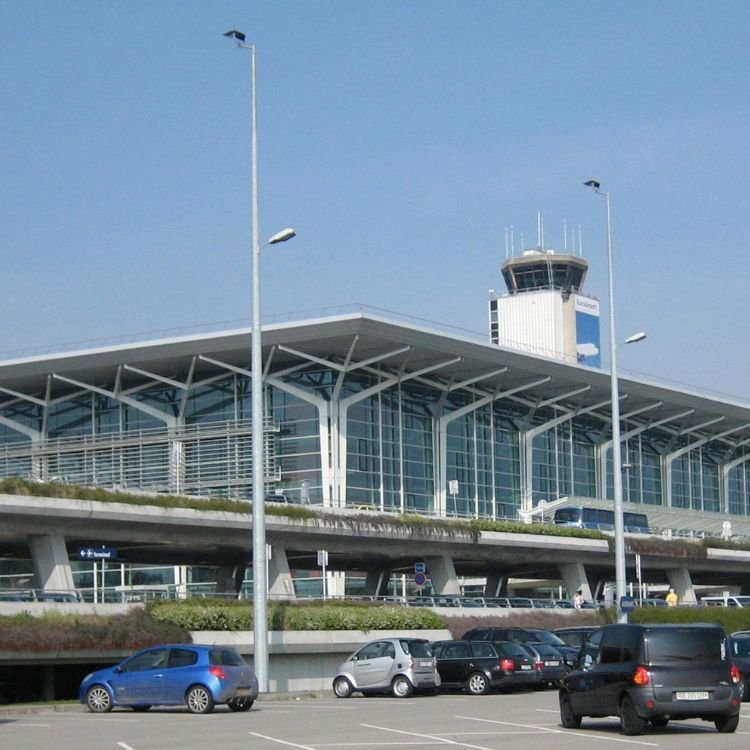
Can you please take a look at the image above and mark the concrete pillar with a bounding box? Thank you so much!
[425,555,460,595]
[484,572,507,597]
[363,569,390,597]
[666,567,697,605]
[28,534,75,592]
[215,565,243,596]
[40,665,56,701]
[268,544,295,600]
[559,562,592,603]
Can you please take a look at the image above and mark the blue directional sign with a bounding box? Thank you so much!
[414,562,426,574]
[78,547,118,561]
[620,595,636,613]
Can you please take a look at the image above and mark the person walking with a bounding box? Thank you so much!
[666,587,679,606]
[573,589,585,609]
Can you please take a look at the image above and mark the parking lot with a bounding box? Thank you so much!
[4,691,750,750]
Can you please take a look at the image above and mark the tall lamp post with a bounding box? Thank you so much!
[584,179,629,623]
[225,29,296,692]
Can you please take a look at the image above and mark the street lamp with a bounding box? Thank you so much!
[226,29,296,693]
[584,179,629,623]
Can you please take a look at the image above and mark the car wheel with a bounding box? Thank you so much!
[740,677,749,702]
[130,705,151,712]
[650,718,668,728]
[333,676,354,698]
[559,692,581,729]
[715,713,740,733]
[227,696,254,712]
[619,695,647,736]
[466,671,490,695]
[391,675,414,698]
[86,685,113,713]
[186,685,215,714]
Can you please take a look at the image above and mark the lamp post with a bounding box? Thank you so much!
[584,179,629,623]
[225,29,296,692]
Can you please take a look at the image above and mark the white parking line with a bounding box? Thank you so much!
[361,722,504,750]
[250,731,320,749]
[117,743,136,750]
[455,715,660,747]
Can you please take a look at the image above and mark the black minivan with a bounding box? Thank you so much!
[559,623,741,735]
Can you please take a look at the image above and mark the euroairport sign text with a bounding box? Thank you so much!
[78,547,118,561]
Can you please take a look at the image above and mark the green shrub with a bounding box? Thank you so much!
[629,606,750,632]
[147,598,445,632]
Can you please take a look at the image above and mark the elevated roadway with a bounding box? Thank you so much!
[2,493,750,604]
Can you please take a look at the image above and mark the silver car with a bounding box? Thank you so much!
[333,637,440,698]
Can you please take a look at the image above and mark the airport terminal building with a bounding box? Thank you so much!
[2,246,750,600]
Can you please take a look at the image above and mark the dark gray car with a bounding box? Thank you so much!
[433,640,537,694]
[559,623,742,735]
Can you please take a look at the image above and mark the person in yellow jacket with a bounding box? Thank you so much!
[666,587,679,606]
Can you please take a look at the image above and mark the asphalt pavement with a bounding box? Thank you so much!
[3,690,750,750]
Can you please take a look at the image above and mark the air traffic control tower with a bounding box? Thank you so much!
[489,247,602,367]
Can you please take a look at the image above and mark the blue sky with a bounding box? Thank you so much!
[3,1,749,400]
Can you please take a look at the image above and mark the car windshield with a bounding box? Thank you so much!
[402,640,432,657]
[527,630,566,646]
[532,644,559,656]
[497,642,530,657]
[646,628,724,663]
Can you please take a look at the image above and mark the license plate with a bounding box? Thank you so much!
[547,660,559,666]
[675,691,709,701]
[521,664,532,670]
[235,687,252,696]
[419,660,433,667]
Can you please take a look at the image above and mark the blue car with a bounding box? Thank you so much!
[79,644,258,714]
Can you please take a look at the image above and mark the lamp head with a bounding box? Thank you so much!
[267,228,296,245]
[583,180,601,190]
[624,332,647,344]
[223,29,246,43]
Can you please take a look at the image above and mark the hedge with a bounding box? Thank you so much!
[146,599,446,632]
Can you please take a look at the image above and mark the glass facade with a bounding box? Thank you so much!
[531,418,598,505]
[0,329,748,525]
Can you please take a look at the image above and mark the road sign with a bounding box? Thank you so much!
[317,549,328,567]
[620,595,636,613]
[414,572,427,587]
[414,562,425,574]
[78,547,117,561]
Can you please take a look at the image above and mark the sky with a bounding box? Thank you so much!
[2,1,749,402]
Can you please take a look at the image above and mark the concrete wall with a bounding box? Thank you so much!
[191,630,452,693]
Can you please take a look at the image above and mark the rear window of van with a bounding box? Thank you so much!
[645,628,725,663]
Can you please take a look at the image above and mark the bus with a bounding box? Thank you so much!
[553,506,650,534]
